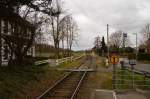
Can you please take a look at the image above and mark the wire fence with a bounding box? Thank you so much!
[113,67,150,90]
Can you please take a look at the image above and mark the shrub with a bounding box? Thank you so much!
[128,53,136,59]
[34,57,50,61]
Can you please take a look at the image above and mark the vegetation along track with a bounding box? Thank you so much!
[37,55,92,99]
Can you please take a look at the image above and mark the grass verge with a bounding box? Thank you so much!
[116,69,150,90]
[91,55,113,89]
[0,57,82,99]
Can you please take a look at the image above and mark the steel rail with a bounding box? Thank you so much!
[70,71,87,99]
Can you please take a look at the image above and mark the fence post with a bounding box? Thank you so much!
[143,73,146,83]
[131,65,135,88]
[56,59,59,65]
[120,61,125,86]
[113,64,116,89]
[129,59,136,89]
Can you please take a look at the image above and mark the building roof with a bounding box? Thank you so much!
[0,8,34,28]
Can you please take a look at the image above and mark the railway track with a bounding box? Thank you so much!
[37,55,92,99]
[37,72,87,99]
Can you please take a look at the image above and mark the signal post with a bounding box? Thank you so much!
[109,54,119,89]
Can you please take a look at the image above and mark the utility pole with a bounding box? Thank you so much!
[133,33,138,60]
[148,24,150,39]
[135,33,138,60]
[107,24,109,59]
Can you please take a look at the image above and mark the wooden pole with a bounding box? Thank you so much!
[113,64,116,89]
[0,19,1,66]
[107,24,109,59]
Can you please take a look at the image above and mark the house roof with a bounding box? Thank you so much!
[0,8,35,28]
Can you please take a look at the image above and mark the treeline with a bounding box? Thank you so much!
[34,0,78,58]
[93,32,134,57]
[35,44,72,58]
[93,36,107,56]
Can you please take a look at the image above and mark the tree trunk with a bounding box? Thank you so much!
[62,39,64,56]
[66,31,69,56]
[57,42,60,58]
[56,16,60,58]
[69,45,72,56]
[54,41,59,59]
[16,54,24,65]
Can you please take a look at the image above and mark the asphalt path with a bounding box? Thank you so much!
[119,58,150,72]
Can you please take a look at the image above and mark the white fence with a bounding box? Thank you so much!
[35,55,84,66]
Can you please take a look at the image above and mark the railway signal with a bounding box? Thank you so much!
[123,33,127,38]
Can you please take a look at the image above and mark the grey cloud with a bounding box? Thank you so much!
[64,0,150,50]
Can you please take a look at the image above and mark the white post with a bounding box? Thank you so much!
[136,33,138,60]
[133,33,138,60]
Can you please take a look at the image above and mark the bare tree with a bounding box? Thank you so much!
[141,24,150,50]
[59,15,78,56]
[59,16,67,55]
[141,24,150,41]
[68,16,78,56]
[109,31,122,48]
[44,0,64,58]
[94,36,101,49]
[93,36,101,55]
[60,15,71,52]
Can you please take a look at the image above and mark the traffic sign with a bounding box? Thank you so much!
[109,55,119,64]
[123,33,127,37]
[129,59,136,65]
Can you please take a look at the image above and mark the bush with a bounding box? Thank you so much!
[34,57,50,61]
[128,53,136,59]
[138,53,150,61]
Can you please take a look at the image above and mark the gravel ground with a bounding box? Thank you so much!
[116,90,149,99]
[76,56,112,99]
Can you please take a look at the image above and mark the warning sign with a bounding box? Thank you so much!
[109,55,119,64]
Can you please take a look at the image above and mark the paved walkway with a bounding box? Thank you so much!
[117,91,148,99]
[93,90,148,99]
[118,58,150,72]
[93,90,117,99]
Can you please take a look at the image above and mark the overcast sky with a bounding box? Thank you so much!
[63,0,150,50]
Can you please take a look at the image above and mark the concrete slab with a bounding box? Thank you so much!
[117,91,148,99]
[65,69,94,72]
[93,90,117,99]
[57,68,95,72]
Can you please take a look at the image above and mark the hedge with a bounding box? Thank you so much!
[138,53,150,61]
[34,57,50,61]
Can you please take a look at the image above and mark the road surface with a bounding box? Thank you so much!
[119,58,150,72]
